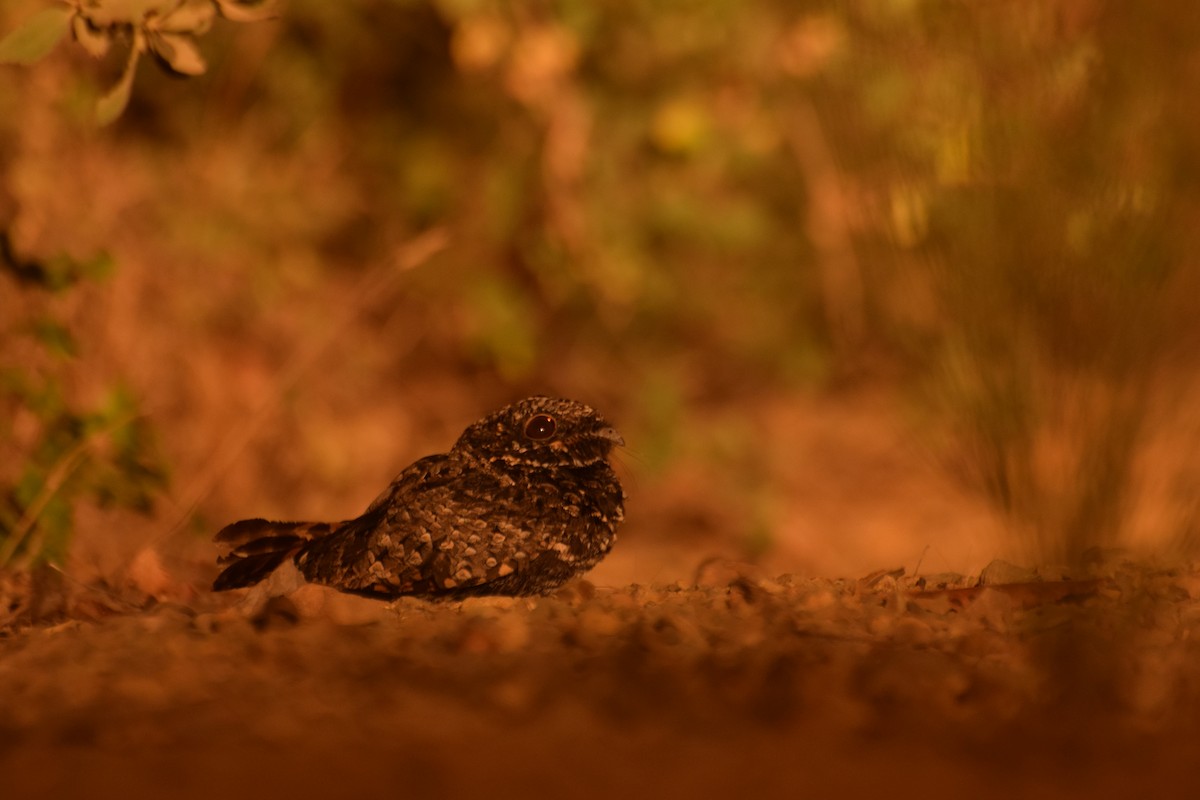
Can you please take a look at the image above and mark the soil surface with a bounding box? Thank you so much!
[3,561,1200,799]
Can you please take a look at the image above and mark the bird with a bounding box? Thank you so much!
[212,396,625,599]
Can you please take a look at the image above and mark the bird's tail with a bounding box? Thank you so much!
[212,518,336,591]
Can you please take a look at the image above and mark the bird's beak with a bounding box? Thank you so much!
[596,426,625,447]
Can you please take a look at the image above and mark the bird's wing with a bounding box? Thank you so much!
[293,456,571,597]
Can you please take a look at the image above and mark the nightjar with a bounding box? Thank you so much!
[212,396,625,599]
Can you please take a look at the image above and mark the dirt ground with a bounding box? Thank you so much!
[3,557,1200,800]
[4,392,1200,800]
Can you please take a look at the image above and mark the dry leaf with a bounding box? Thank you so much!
[159,0,216,35]
[71,13,111,59]
[127,548,173,599]
[148,31,207,76]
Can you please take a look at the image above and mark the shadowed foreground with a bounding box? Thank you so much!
[3,565,1200,799]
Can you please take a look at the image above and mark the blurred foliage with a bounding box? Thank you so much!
[816,1,1200,560]
[1,0,1198,565]
[0,248,167,568]
[0,1,275,123]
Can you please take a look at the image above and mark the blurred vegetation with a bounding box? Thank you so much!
[0,242,166,568]
[0,1,276,124]
[837,1,1200,562]
[1,0,1198,569]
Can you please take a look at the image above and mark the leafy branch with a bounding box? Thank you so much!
[0,355,168,570]
[0,0,276,124]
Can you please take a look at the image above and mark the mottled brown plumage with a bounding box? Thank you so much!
[213,396,625,598]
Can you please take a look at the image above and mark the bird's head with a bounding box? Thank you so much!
[454,396,625,468]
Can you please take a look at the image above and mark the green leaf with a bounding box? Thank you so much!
[0,7,73,66]
[93,384,136,428]
[32,494,73,565]
[77,250,116,281]
[13,468,42,509]
[31,320,77,359]
[97,47,140,126]
[24,380,66,420]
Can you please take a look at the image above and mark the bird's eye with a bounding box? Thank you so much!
[524,414,556,440]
